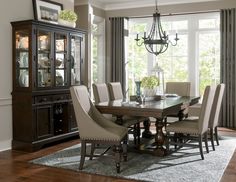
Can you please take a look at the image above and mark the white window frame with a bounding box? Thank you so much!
[127,12,220,96]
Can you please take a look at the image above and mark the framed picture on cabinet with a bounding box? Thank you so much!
[32,0,63,24]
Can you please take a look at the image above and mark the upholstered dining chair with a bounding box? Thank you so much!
[93,82,142,145]
[70,85,128,173]
[165,82,191,97]
[107,82,150,143]
[165,82,191,124]
[107,82,124,101]
[188,84,225,150]
[166,85,215,160]
[92,83,110,104]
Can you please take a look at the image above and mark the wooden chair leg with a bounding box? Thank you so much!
[174,133,178,149]
[123,135,128,161]
[114,144,122,173]
[204,132,209,153]
[215,126,219,146]
[137,123,141,145]
[133,124,137,145]
[199,134,204,160]
[79,141,86,170]
[166,131,170,152]
[210,128,215,151]
[90,143,95,160]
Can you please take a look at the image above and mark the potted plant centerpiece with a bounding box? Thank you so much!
[58,10,78,28]
[141,75,159,98]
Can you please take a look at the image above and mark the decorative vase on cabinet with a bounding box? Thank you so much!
[11,20,86,151]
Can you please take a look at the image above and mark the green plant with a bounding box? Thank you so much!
[141,75,159,89]
[59,10,77,22]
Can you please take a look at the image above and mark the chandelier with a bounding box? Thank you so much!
[135,0,179,56]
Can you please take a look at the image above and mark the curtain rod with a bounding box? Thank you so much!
[128,10,220,19]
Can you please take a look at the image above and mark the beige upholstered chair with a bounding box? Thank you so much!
[165,82,191,96]
[70,85,128,173]
[166,85,215,160]
[165,82,191,123]
[93,82,142,145]
[92,83,110,104]
[188,84,225,150]
[107,82,124,100]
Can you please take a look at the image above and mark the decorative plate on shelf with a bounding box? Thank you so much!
[19,70,29,87]
[56,71,64,86]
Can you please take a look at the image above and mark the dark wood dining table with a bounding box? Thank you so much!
[96,96,200,156]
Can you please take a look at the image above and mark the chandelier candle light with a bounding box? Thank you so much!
[135,0,179,56]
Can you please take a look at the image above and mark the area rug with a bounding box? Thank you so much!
[31,136,236,182]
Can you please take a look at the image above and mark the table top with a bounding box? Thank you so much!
[96,96,200,118]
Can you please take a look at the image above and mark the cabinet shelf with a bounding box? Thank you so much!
[38,50,50,54]
[16,48,29,52]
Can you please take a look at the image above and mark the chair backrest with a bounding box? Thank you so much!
[92,83,110,104]
[209,84,225,128]
[70,85,126,141]
[198,86,215,134]
[165,82,191,96]
[107,82,123,101]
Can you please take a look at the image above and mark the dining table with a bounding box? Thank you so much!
[96,96,200,156]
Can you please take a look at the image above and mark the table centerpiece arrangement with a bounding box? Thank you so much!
[141,75,160,101]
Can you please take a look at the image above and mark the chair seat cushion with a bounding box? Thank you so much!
[166,120,200,135]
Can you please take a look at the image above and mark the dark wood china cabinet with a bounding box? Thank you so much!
[11,20,85,151]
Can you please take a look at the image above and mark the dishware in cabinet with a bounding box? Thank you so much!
[11,20,86,151]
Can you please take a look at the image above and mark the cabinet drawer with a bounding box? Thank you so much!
[53,94,70,101]
[35,96,52,104]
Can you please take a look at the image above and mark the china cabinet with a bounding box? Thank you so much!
[11,20,85,151]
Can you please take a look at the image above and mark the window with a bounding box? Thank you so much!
[92,16,105,84]
[127,12,220,97]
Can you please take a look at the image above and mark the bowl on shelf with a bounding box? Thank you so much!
[55,59,63,67]
[38,58,50,68]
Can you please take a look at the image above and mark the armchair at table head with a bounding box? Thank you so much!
[70,85,128,173]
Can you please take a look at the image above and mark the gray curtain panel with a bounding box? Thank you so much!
[110,17,126,96]
[220,9,236,128]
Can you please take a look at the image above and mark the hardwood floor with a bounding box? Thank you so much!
[0,128,235,182]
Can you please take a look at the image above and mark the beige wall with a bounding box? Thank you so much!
[74,5,106,88]
[75,5,90,89]
[0,0,74,152]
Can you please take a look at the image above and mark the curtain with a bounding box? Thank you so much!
[220,9,236,128]
[110,17,126,96]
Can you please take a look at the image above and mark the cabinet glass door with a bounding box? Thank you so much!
[16,30,29,87]
[37,30,52,88]
[70,34,82,85]
[55,33,68,87]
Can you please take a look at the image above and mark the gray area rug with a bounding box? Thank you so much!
[31,136,236,182]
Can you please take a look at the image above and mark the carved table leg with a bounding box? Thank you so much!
[142,119,153,138]
[154,118,167,156]
[115,115,123,125]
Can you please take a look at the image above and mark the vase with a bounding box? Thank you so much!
[135,81,141,96]
[58,19,76,28]
[143,87,157,97]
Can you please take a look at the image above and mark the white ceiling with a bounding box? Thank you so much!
[75,0,220,10]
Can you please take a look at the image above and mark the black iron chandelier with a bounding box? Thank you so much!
[135,0,179,56]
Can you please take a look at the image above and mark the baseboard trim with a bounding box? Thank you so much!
[0,97,12,106]
[0,140,11,152]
